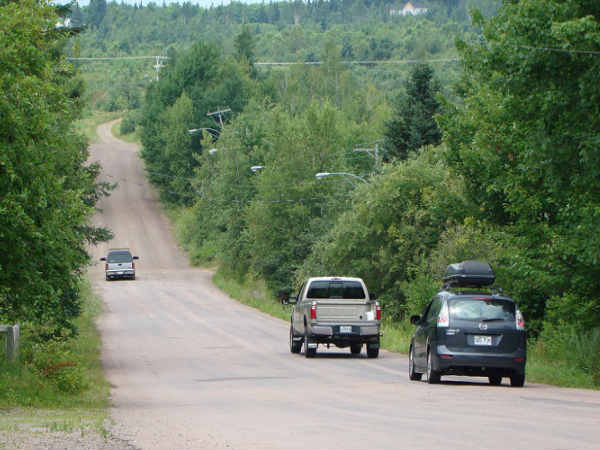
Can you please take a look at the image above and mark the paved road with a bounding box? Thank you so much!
[89,121,600,450]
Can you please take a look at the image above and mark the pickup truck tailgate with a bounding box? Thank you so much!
[316,301,371,321]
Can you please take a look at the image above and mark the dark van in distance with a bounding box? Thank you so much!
[408,261,526,387]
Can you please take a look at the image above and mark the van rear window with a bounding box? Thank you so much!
[449,299,515,321]
[307,281,366,299]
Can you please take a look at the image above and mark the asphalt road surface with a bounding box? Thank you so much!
[89,121,600,450]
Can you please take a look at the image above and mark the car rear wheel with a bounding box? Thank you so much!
[367,346,379,358]
[350,343,362,355]
[426,350,441,384]
[290,325,301,354]
[488,375,502,386]
[409,346,422,381]
[304,330,316,358]
[510,373,525,387]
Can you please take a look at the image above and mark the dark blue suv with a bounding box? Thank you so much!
[408,261,526,387]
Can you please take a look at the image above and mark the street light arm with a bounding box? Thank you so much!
[187,128,220,136]
[315,172,368,185]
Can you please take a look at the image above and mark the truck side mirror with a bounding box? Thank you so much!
[370,292,377,300]
[100,257,106,261]
[280,291,290,305]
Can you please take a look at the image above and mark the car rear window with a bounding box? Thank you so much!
[107,251,132,263]
[307,281,366,299]
[449,298,515,321]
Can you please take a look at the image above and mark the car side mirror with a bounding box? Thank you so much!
[100,257,106,261]
[133,256,139,260]
[410,315,421,325]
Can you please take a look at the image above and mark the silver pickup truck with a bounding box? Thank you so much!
[282,276,381,358]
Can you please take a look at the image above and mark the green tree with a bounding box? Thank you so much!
[87,0,106,27]
[234,24,256,67]
[0,0,111,332]
[298,148,468,319]
[438,0,600,328]
[384,63,441,160]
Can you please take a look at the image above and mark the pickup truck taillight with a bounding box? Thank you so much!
[132,261,135,270]
[105,263,108,271]
[310,302,317,320]
[376,303,381,320]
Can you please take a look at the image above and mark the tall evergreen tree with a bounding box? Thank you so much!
[384,63,441,160]
[87,0,106,27]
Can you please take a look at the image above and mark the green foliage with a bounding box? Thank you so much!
[534,322,600,386]
[439,0,600,329]
[384,63,442,160]
[0,0,111,331]
[119,109,141,135]
[298,147,469,320]
[0,282,109,407]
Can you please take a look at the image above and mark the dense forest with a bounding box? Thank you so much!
[1,0,599,389]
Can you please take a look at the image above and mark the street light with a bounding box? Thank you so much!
[315,172,368,186]
[208,148,220,155]
[250,165,264,173]
[187,127,220,136]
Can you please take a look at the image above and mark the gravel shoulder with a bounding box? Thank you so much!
[0,408,137,450]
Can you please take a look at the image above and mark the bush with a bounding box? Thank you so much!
[20,326,88,394]
[120,110,139,135]
[535,322,600,386]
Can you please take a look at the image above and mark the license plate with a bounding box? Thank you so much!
[339,326,352,333]
[474,335,492,346]
[117,271,124,275]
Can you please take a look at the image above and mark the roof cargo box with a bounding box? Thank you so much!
[443,260,495,287]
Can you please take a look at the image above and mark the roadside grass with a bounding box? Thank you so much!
[73,110,122,144]
[213,270,289,322]
[0,280,111,439]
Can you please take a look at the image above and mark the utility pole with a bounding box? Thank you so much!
[353,142,381,171]
[206,108,232,128]
[153,55,166,81]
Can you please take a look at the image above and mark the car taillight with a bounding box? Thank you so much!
[132,261,135,270]
[516,308,525,330]
[376,303,382,321]
[310,302,317,320]
[105,263,108,271]
[437,302,449,327]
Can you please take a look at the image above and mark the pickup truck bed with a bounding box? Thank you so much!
[284,277,381,358]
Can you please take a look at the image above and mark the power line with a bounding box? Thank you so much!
[255,58,459,66]
[68,56,169,61]
[517,45,600,56]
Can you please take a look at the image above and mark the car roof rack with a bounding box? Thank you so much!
[441,284,505,297]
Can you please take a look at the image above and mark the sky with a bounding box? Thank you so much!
[62,0,266,6]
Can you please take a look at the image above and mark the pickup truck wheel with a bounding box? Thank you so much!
[304,330,316,358]
[409,346,422,381]
[290,325,301,354]
[367,346,379,358]
[350,343,362,355]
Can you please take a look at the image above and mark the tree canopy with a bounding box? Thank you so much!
[0,0,111,333]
